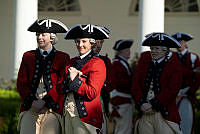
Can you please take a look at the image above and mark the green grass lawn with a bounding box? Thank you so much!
[0,89,20,134]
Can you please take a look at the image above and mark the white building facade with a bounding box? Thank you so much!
[0,0,200,79]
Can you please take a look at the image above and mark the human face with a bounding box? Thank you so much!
[36,33,53,50]
[177,40,187,52]
[75,38,92,55]
[119,48,131,60]
[93,40,103,54]
[150,46,167,60]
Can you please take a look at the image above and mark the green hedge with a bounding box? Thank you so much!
[0,89,20,134]
[195,110,200,133]
[0,90,19,99]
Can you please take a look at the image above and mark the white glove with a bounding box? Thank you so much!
[178,87,190,96]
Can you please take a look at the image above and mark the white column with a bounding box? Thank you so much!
[13,0,38,78]
[138,0,165,53]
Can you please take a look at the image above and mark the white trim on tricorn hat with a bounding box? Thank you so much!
[28,19,68,33]
[113,39,134,51]
[64,24,110,40]
[171,32,193,42]
[142,32,181,48]
[101,26,111,34]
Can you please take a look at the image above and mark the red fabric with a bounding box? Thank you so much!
[110,59,132,94]
[17,50,70,114]
[111,109,121,118]
[131,51,182,124]
[99,55,113,92]
[65,56,106,129]
[109,58,133,105]
[182,52,200,96]
[110,97,132,105]
[137,51,152,65]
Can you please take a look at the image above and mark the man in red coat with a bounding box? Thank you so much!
[109,39,134,134]
[131,33,183,134]
[63,24,109,134]
[172,32,200,134]
[17,19,70,134]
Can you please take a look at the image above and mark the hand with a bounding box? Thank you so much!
[177,87,189,96]
[68,67,83,81]
[31,100,46,113]
[144,107,153,113]
[140,103,152,113]
[68,67,79,81]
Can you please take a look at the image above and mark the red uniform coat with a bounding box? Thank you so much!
[98,55,112,92]
[63,55,106,129]
[176,51,200,97]
[131,51,182,124]
[110,56,133,106]
[17,47,70,114]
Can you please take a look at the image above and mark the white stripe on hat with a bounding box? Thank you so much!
[82,24,91,32]
[165,34,181,47]
[81,24,110,38]
[177,32,181,38]
[93,25,109,38]
[102,27,110,34]
[171,32,193,39]
[38,19,68,31]
[49,19,68,31]
[152,33,164,40]
[38,20,51,28]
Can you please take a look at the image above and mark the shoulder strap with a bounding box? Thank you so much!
[115,55,132,75]
[190,53,197,68]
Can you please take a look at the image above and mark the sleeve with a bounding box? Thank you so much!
[103,57,114,92]
[17,53,36,110]
[131,63,147,111]
[56,53,71,93]
[69,59,106,101]
[187,54,200,96]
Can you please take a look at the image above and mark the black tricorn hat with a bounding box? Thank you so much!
[142,32,181,48]
[64,24,110,40]
[113,39,133,51]
[28,19,68,33]
[171,32,193,41]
